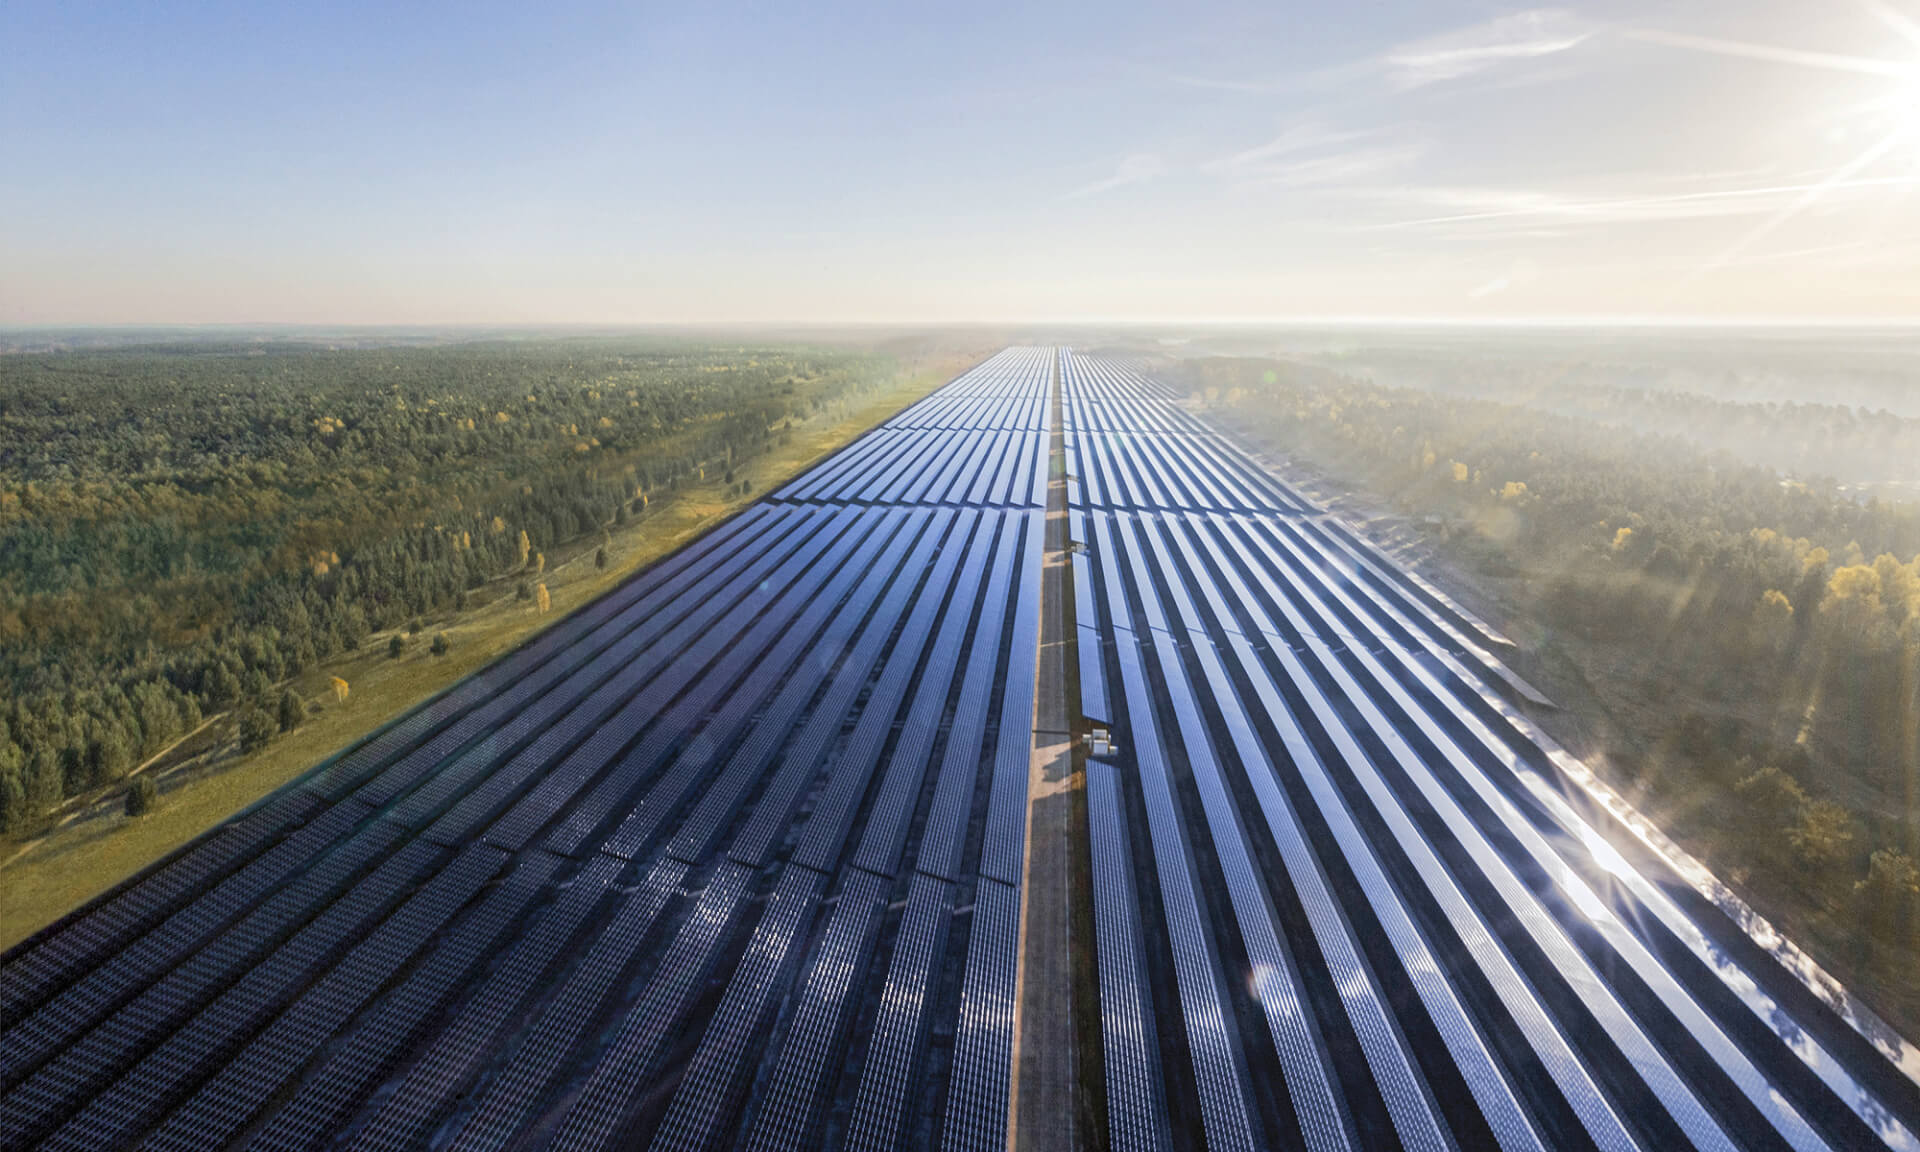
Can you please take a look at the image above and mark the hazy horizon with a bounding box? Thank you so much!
[7,0,1920,325]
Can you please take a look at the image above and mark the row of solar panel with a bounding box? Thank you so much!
[885,393,1048,432]
[1062,353,1313,514]
[1066,420,1308,514]
[1148,460,1897,1117]
[888,348,1053,404]
[773,427,1046,508]
[1066,353,1920,1152]
[1060,354,1194,433]
[0,349,1057,1152]
[774,347,1052,507]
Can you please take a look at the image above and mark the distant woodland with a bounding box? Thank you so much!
[1192,356,1920,1006]
[0,339,897,834]
[1322,352,1920,486]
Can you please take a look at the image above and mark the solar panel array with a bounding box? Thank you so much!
[10,342,1918,1152]
[0,346,1051,1152]
[1063,347,1920,1152]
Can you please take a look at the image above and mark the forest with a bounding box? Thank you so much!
[1336,355,1920,486]
[1187,355,1920,1016]
[0,337,900,835]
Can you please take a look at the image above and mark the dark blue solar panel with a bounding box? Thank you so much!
[542,861,759,1152]
[739,869,892,1152]
[979,511,1044,887]
[30,838,449,1152]
[914,513,1020,883]
[842,873,953,1152]
[940,877,1023,1152]
[1088,760,1173,1152]
[646,866,826,1152]
[547,509,922,862]
[851,511,997,878]
[247,852,561,1152]
[436,857,687,1152]
[138,844,510,1152]
[344,854,626,1152]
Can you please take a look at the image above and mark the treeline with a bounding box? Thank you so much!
[1189,357,1920,970]
[1310,349,1920,484]
[1522,381,1920,487]
[0,339,896,833]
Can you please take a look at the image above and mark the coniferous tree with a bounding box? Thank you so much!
[126,776,158,818]
[239,707,276,754]
[277,689,305,733]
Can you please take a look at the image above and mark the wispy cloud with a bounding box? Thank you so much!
[1608,6,1920,291]
[1205,123,1421,190]
[1366,176,1920,230]
[1710,236,1915,268]
[1243,144,1425,188]
[1619,27,1908,77]
[1061,153,1166,200]
[1384,9,1591,89]
[1160,8,1593,98]
[1204,124,1369,173]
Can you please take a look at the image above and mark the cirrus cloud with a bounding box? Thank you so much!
[1384,9,1591,89]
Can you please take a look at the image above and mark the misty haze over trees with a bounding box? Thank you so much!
[1176,329,1920,1023]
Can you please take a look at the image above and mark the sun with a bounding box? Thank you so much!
[1628,2,1920,278]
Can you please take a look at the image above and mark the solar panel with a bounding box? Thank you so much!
[138,844,511,1152]
[978,511,1044,887]
[940,877,1022,1152]
[1129,524,1350,1151]
[0,815,407,1139]
[438,856,687,1152]
[842,873,953,1152]
[790,506,974,875]
[31,838,449,1152]
[542,861,759,1152]
[646,866,826,1152]
[0,789,322,1033]
[739,869,892,1152]
[851,511,996,878]
[1087,760,1174,1152]
[1104,604,1261,1152]
[246,852,560,1152]
[913,514,1021,883]
[344,854,627,1152]
[547,510,923,862]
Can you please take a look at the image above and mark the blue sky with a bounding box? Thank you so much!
[4,0,1919,322]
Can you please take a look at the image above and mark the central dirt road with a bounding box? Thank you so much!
[1012,356,1082,1152]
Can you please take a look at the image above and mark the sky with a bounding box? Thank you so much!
[4,0,1920,324]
